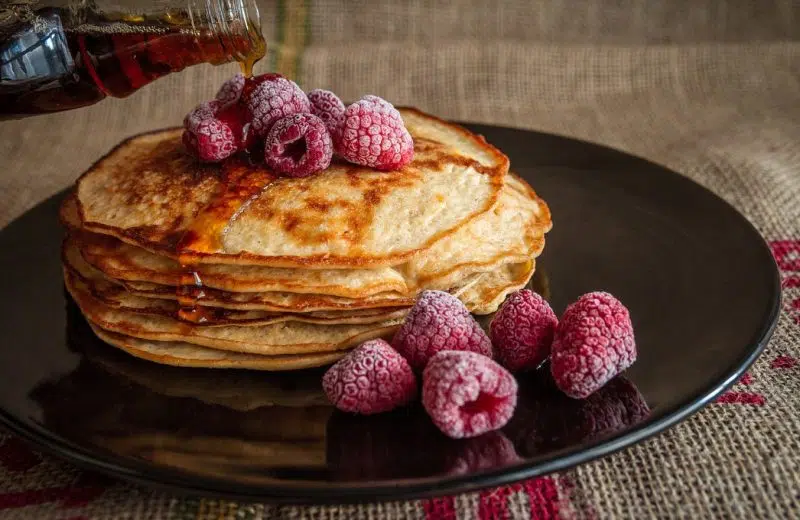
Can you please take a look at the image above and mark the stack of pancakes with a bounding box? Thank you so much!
[59,108,552,370]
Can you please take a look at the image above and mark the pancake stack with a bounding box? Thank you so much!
[59,107,552,370]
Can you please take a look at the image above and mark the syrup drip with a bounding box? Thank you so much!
[174,156,277,323]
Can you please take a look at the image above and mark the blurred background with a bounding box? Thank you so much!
[1,0,799,227]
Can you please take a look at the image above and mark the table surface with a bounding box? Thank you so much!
[1,1,799,518]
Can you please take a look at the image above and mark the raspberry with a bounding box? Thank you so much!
[264,113,333,177]
[215,101,260,152]
[183,99,223,132]
[337,95,414,170]
[422,350,517,439]
[322,339,417,415]
[241,72,284,99]
[182,118,237,162]
[490,289,558,372]
[182,98,254,155]
[215,73,245,106]
[182,130,199,156]
[550,291,637,399]
[392,290,493,371]
[243,75,311,138]
[308,88,345,139]
[445,431,520,475]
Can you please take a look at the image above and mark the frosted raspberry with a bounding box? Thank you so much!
[422,351,517,439]
[445,431,520,475]
[308,88,345,139]
[392,290,492,371]
[241,72,284,99]
[243,75,311,138]
[550,291,637,399]
[215,102,255,150]
[490,289,558,372]
[183,99,223,132]
[322,339,417,415]
[337,95,414,170]
[264,113,333,177]
[215,73,245,106]
[182,118,237,162]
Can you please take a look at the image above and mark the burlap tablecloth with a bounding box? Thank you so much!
[1,1,799,518]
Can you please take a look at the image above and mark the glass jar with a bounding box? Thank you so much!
[0,0,266,119]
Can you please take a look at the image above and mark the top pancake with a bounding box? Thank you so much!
[75,108,509,269]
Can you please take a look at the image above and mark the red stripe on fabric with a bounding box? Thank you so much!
[525,477,561,519]
[771,355,798,369]
[769,240,800,271]
[738,373,754,385]
[0,437,41,472]
[423,495,457,520]
[782,275,800,289]
[478,483,520,519]
[715,392,766,406]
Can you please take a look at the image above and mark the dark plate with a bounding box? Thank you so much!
[0,123,780,504]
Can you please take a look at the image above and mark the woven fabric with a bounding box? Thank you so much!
[1,1,800,518]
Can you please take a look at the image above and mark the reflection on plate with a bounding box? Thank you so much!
[29,298,649,484]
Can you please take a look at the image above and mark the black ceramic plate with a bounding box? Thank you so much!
[0,124,780,504]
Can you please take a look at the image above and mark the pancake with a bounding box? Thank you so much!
[71,175,549,298]
[64,239,409,326]
[80,233,409,298]
[75,108,509,268]
[68,274,403,355]
[460,260,537,314]
[91,326,348,370]
[399,174,549,291]
[111,279,415,312]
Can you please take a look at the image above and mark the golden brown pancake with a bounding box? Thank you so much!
[68,174,550,298]
[74,108,510,268]
[60,106,554,371]
[63,238,409,327]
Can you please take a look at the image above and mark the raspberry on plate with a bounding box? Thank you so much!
[264,113,333,177]
[422,350,518,439]
[490,289,558,372]
[392,290,493,371]
[182,118,237,162]
[215,73,245,106]
[322,339,417,415]
[550,291,637,399]
[308,89,346,140]
[243,75,311,138]
[337,95,414,170]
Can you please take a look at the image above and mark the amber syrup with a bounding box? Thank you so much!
[0,8,265,118]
